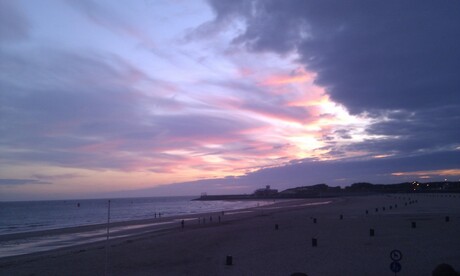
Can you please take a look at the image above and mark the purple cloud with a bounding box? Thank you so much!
[0,1,29,42]
[0,46,273,172]
[204,0,460,159]
[67,0,155,48]
[0,179,51,186]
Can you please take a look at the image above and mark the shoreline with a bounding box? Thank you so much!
[0,196,274,237]
[0,198,319,259]
[1,194,459,275]
[0,198,294,241]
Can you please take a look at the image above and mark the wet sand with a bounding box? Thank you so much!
[0,195,459,275]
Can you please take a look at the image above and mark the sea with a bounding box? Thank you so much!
[0,196,273,236]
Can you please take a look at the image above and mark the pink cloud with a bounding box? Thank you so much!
[259,69,315,86]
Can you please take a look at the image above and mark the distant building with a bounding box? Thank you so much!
[253,185,278,196]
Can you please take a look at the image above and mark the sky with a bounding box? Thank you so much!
[1,0,459,201]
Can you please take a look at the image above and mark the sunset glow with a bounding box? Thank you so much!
[1,0,459,200]
[392,169,460,178]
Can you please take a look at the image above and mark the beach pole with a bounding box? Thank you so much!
[105,199,111,275]
[312,238,317,247]
[226,255,233,265]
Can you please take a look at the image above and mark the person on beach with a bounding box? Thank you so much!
[181,220,184,229]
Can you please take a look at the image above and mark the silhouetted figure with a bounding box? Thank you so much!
[181,220,184,229]
[77,203,80,208]
[432,263,460,276]
[210,216,212,222]
[154,213,157,218]
[218,216,221,223]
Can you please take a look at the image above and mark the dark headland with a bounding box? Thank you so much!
[195,181,460,200]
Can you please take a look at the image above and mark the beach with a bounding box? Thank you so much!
[0,195,459,275]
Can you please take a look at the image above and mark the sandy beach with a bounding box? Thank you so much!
[1,194,459,275]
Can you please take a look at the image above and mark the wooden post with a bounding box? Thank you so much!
[226,256,233,266]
